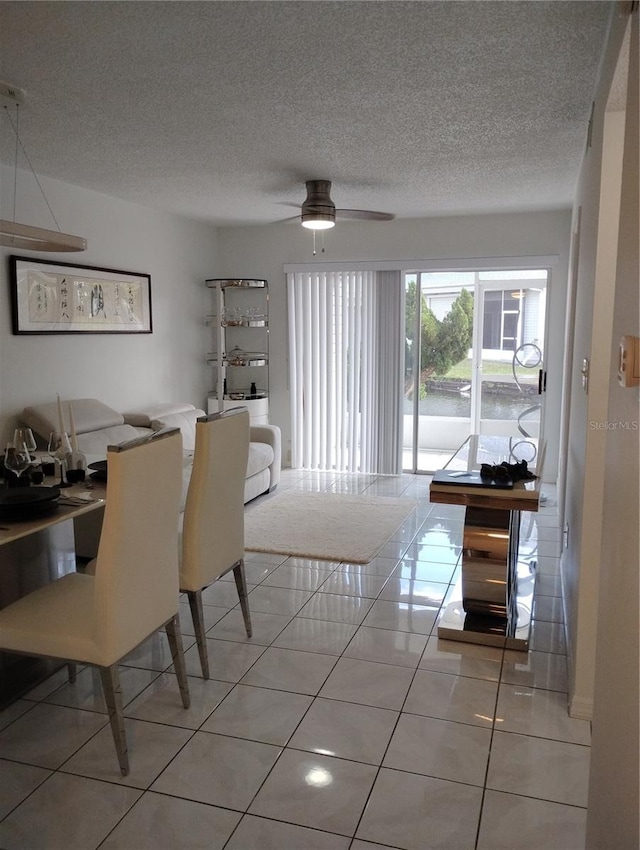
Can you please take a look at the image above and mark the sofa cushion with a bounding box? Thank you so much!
[22,399,152,456]
[23,398,124,439]
[244,468,270,504]
[246,440,274,478]
[123,403,198,428]
[77,424,145,455]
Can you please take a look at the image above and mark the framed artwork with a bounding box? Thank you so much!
[9,255,152,334]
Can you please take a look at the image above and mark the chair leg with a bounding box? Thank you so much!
[233,560,253,638]
[166,614,191,708]
[67,663,77,683]
[99,665,129,776]
[187,590,209,680]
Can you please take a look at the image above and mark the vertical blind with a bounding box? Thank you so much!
[287,269,403,474]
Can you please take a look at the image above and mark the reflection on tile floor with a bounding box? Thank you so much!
[0,470,590,850]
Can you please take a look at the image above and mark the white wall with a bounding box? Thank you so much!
[561,14,630,721]
[0,167,218,444]
[216,210,571,478]
[586,11,639,848]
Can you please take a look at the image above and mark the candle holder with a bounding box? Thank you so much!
[68,449,87,472]
[67,401,86,472]
[47,431,73,488]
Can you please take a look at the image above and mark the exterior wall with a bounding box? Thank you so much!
[0,167,217,443]
[216,209,571,479]
[522,289,543,348]
[427,287,543,352]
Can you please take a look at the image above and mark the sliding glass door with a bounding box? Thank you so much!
[404,272,474,472]
[404,268,548,473]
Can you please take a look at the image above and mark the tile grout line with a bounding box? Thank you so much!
[347,519,465,844]
[221,508,443,845]
[473,645,507,850]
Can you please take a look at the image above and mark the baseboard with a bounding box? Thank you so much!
[569,693,593,721]
[560,559,594,722]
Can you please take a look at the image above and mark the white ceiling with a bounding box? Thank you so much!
[0,1,613,227]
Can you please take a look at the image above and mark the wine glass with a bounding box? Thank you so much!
[4,441,31,485]
[47,431,73,488]
[13,428,37,459]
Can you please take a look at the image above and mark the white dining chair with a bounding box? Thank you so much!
[0,428,190,776]
[180,408,251,679]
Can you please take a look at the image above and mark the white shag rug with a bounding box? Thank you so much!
[244,492,418,563]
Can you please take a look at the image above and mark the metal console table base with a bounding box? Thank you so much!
[430,436,545,653]
[437,507,536,651]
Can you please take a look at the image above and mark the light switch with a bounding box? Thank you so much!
[618,336,640,387]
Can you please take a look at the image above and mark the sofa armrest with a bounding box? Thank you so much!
[250,424,281,491]
[149,409,205,452]
[123,404,205,452]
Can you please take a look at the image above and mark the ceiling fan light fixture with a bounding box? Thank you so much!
[300,179,336,230]
[301,214,335,231]
[296,178,394,234]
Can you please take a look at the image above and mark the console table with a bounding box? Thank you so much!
[430,435,545,651]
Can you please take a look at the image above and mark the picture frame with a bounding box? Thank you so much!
[9,255,152,334]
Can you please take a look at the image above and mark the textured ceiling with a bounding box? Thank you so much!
[0,1,613,227]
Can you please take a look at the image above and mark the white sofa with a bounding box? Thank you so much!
[22,398,280,504]
[121,401,280,503]
[22,398,281,558]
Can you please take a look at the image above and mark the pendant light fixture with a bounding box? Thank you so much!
[0,80,87,252]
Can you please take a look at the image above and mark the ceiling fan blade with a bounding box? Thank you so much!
[336,208,395,221]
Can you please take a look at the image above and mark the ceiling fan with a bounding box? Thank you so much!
[298,180,395,230]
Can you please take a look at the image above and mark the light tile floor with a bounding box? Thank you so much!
[0,470,590,850]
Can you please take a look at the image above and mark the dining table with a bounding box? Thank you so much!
[0,464,106,708]
[429,434,545,651]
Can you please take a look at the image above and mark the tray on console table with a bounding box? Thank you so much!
[429,435,544,513]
